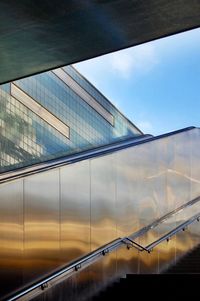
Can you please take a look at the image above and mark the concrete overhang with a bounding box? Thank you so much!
[0,0,200,84]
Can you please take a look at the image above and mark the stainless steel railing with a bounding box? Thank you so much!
[0,126,196,184]
[7,194,200,301]
[0,134,151,184]
[145,212,200,252]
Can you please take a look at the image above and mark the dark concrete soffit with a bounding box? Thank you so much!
[0,0,200,84]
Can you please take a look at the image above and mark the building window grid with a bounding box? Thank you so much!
[1,66,139,172]
[16,76,109,144]
[64,66,140,137]
[0,89,72,172]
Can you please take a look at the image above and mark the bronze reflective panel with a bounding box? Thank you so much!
[116,245,139,276]
[60,161,90,264]
[1,128,200,300]
[39,266,92,301]
[0,179,23,298]
[115,148,140,237]
[90,155,117,290]
[88,251,117,298]
[23,169,60,284]
[91,155,116,250]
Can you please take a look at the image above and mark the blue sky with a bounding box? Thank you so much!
[74,28,200,135]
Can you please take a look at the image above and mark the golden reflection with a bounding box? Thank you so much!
[91,218,116,250]
[89,252,117,283]
[1,129,200,299]
[115,228,200,275]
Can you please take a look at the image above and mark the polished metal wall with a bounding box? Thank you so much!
[1,128,200,300]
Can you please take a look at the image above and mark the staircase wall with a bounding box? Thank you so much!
[1,128,200,300]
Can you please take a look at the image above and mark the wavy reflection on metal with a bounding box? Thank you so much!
[0,128,200,300]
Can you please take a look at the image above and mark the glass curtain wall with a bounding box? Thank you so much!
[0,66,141,173]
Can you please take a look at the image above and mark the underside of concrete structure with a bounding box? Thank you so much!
[0,0,200,84]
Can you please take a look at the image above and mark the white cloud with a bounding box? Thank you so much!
[136,120,154,134]
[109,50,134,78]
[109,43,158,78]
[74,41,159,80]
[74,28,200,82]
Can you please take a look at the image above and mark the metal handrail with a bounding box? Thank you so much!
[123,212,200,254]
[6,195,200,301]
[145,212,200,252]
[0,134,151,184]
[0,126,196,184]
[129,196,200,242]
[123,237,150,253]
[7,238,123,301]
[6,235,150,301]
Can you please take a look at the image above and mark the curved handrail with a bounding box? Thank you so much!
[129,195,200,241]
[6,194,200,301]
[145,212,200,252]
[7,238,124,301]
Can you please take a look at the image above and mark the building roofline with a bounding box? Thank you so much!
[70,65,143,135]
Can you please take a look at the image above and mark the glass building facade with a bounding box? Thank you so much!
[0,65,142,173]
